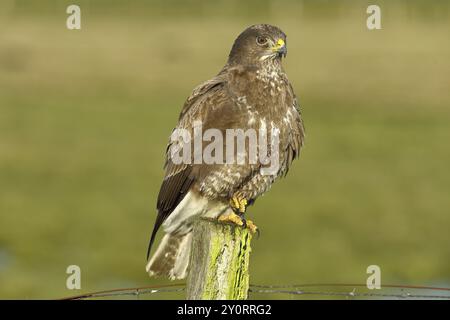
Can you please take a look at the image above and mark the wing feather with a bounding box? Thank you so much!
[147,74,226,259]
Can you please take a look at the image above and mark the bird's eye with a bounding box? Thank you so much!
[256,36,268,46]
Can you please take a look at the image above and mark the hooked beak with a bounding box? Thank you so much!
[272,38,287,58]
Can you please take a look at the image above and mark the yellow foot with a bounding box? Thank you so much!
[230,195,247,213]
[218,212,258,234]
[245,219,258,234]
[218,212,243,227]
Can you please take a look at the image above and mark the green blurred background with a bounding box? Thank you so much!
[0,0,449,299]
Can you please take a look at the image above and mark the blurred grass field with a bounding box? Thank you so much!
[0,0,450,299]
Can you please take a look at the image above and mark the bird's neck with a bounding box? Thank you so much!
[226,57,283,73]
[255,58,284,85]
[260,58,283,73]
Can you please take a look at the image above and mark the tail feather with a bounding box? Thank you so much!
[146,191,229,280]
[146,233,192,280]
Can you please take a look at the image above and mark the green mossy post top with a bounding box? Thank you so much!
[186,218,253,300]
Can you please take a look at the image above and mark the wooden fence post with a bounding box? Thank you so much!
[186,218,253,300]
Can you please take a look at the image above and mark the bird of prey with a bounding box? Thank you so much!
[146,24,305,279]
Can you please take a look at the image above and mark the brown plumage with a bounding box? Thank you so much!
[146,24,305,279]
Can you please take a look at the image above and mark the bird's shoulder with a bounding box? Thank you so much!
[176,65,261,127]
[178,71,229,122]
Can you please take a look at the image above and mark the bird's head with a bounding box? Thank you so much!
[228,24,287,66]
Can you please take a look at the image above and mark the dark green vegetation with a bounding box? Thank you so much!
[0,1,449,298]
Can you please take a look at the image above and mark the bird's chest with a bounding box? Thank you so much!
[234,68,292,130]
[256,68,284,95]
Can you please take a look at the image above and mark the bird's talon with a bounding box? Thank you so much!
[230,196,247,213]
[218,212,243,227]
[245,219,258,235]
[218,213,258,235]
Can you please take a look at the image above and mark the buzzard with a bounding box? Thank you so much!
[146,24,305,279]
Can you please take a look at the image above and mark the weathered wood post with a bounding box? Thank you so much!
[186,218,253,300]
